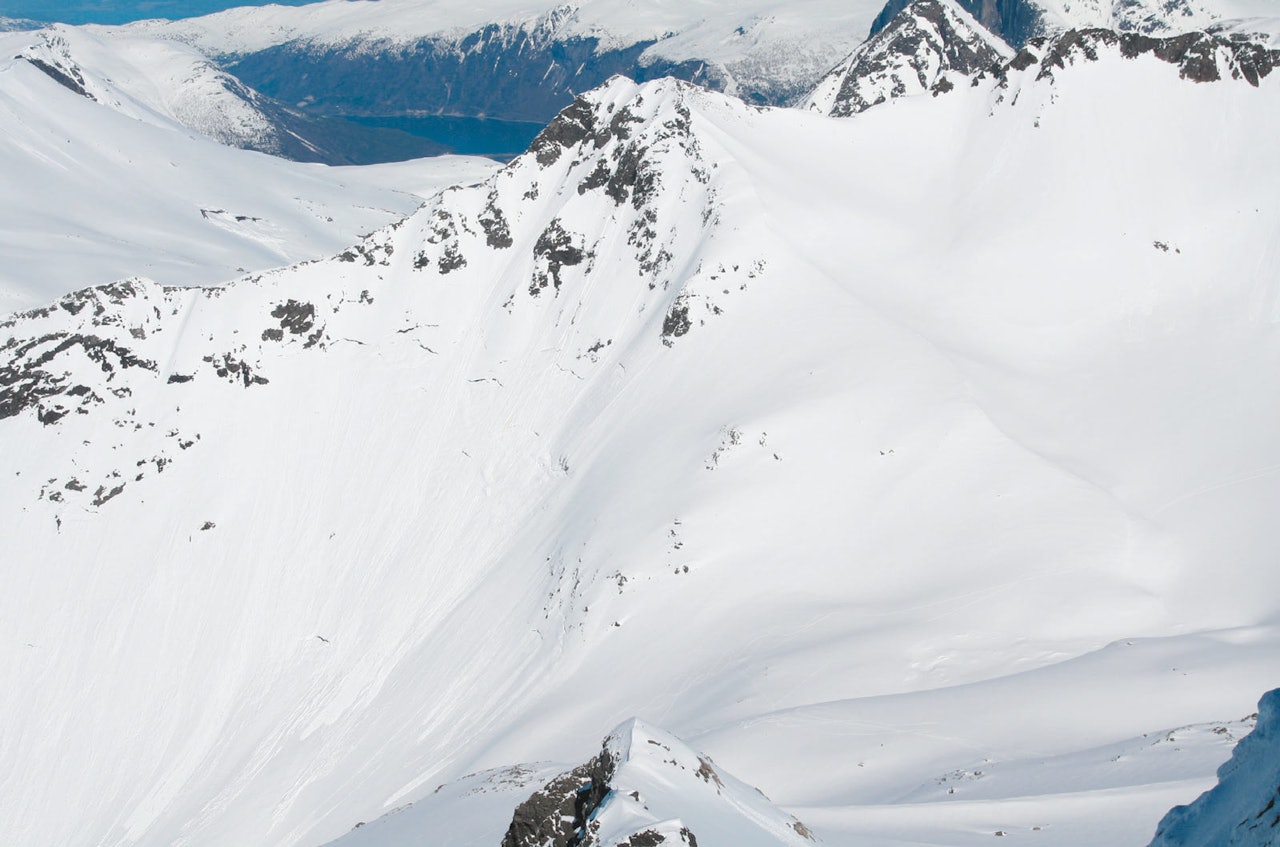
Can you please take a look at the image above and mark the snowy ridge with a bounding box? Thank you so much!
[1147,688,1280,847]
[5,38,1280,847]
[803,0,1012,116]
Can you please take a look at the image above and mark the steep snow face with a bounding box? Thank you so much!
[5,39,1280,847]
[1147,689,1280,847]
[498,720,817,847]
[119,0,888,112]
[803,0,1012,116]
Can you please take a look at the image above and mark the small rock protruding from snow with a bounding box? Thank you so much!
[803,0,1012,117]
[501,719,819,847]
[1147,688,1280,847]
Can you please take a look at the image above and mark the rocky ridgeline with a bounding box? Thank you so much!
[0,77,757,517]
[805,0,1280,117]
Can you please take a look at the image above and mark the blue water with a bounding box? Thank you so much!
[0,0,324,25]
[345,114,548,162]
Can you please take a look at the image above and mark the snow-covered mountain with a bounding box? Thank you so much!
[9,24,451,163]
[5,16,1280,845]
[0,27,496,314]
[803,0,1012,117]
[1147,688,1280,847]
[118,0,889,117]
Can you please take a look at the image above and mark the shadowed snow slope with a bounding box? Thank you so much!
[3,38,1280,847]
[1148,688,1280,847]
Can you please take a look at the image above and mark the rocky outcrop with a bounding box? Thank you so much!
[1029,28,1280,86]
[500,720,817,847]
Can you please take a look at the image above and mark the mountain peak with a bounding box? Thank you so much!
[502,719,819,847]
[803,0,1011,117]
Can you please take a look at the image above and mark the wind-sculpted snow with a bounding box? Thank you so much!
[1147,689,1280,847]
[6,42,1280,847]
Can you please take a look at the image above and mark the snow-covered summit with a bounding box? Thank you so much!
[502,719,818,847]
[1147,688,1280,847]
[803,0,1012,116]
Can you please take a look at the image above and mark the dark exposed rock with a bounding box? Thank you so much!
[531,96,600,167]
[871,0,1046,48]
[479,194,514,249]
[530,219,586,295]
[91,483,125,507]
[661,294,692,345]
[438,244,468,273]
[205,353,269,387]
[23,56,95,100]
[501,747,616,847]
[1035,28,1280,85]
[270,299,316,335]
[0,332,156,422]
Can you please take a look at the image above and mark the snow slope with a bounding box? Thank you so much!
[1148,688,1280,847]
[4,26,1280,847]
[0,30,496,315]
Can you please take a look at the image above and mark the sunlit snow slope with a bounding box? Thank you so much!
[3,30,1280,847]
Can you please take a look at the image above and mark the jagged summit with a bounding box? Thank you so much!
[803,0,1012,116]
[1147,688,1280,847]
